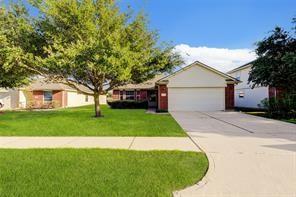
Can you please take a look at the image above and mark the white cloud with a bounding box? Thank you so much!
[173,44,257,72]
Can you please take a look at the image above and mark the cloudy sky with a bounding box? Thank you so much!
[173,44,257,72]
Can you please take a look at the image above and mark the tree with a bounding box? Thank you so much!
[0,5,35,88]
[0,0,182,117]
[2,0,182,117]
[249,20,296,93]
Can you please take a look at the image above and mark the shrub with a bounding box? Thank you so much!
[108,100,148,109]
[260,94,296,119]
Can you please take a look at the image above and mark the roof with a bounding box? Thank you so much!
[22,79,92,93]
[227,60,255,74]
[114,74,165,90]
[158,61,240,83]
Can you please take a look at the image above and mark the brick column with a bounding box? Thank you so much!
[225,84,234,110]
[158,84,168,111]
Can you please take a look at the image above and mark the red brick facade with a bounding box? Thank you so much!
[52,90,63,107]
[32,91,44,108]
[112,90,120,100]
[269,87,285,99]
[158,84,168,111]
[225,84,234,110]
[31,90,65,108]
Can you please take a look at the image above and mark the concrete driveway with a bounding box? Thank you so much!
[171,111,296,197]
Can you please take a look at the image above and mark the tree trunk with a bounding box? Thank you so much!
[94,93,102,117]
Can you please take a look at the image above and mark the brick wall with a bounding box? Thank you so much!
[225,84,234,110]
[158,85,168,110]
[32,91,43,108]
[53,90,63,107]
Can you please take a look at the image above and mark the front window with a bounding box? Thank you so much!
[44,91,53,102]
[85,95,89,102]
[125,91,135,100]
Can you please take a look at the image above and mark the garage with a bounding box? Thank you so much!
[157,61,238,112]
[168,87,225,111]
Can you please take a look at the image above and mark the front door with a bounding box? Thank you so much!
[147,90,157,108]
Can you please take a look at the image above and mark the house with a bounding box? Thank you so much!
[228,62,284,109]
[112,61,239,111]
[112,75,163,108]
[0,79,106,110]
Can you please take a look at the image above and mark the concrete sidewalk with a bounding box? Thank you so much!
[0,137,200,152]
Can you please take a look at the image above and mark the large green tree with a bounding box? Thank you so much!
[0,5,37,88]
[249,19,296,93]
[1,0,182,117]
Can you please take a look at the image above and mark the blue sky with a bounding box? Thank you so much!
[2,0,296,71]
[119,0,296,48]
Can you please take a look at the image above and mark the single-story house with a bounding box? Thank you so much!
[0,79,106,110]
[228,62,284,109]
[112,61,239,111]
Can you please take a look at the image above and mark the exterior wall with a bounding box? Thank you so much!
[167,65,227,88]
[0,89,19,110]
[32,91,44,108]
[229,66,269,109]
[52,90,63,107]
[225,84,234,109]
[19,91,27,108]
[269,87,285,99]
[158,85,168,110]
[66,91,103,107]
[137,90,148,101]
[63,91,68,107]
[112,90,120,100]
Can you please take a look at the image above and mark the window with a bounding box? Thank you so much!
[125,91,135,100]
[239,91,244,98]
[120,91,123,100]
[44,91,53,102]
[85,95,89,102]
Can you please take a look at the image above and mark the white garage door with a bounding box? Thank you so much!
[168,87,225,111]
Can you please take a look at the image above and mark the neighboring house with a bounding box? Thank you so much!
[112,61,239,111]
[0,79,106,110]
[228,62,283,109]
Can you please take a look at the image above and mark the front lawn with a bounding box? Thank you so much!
[0,149,208,197]
[0,105,185,136]
[245,112,296,124]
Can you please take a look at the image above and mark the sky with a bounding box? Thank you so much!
[2,0,296,72]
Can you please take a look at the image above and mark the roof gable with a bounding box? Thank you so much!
[158,61,239,83]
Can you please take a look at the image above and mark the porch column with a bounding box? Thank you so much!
[225,83,234,110]
[158,84,168,111]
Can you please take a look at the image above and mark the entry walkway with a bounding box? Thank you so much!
[0,137,200,152]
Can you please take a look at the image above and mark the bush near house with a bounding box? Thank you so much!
[108,100,148,109]
[260,94,296,119]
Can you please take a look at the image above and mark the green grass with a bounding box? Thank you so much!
[0,149,208,197]
[284,119,296,124]
[0,105,185,136]
[245,112,296,124]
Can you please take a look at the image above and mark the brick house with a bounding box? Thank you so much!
[0,79,106,110]
[112,61,239,111]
